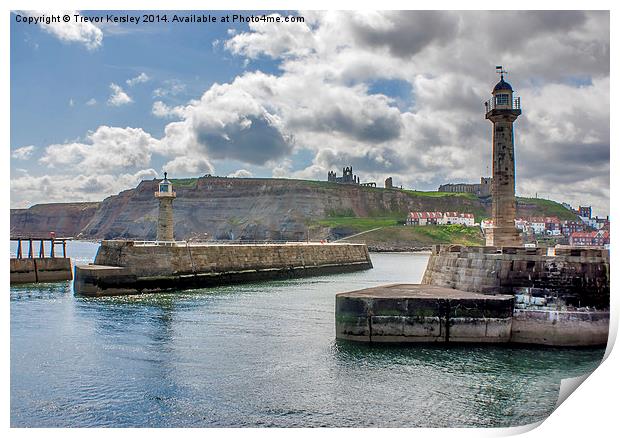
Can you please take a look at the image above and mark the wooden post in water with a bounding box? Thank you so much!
[62,240,67,258]
[39,240,45,258]
[28,240,33,258]
[16,239,22,259]
[50,239,55,258]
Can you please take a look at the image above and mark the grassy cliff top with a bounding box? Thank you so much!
[343,224,485,247]
[516,197,577,220]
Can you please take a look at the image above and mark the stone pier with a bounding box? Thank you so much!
[74,240,373,296]
[335,244,609,346]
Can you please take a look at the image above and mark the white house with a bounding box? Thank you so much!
[407,211,475,227]
[441,212,475,226]
[406,211,443,226]
[529,217,546,234]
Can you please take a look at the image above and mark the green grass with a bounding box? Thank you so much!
[516,197,577,220]
[401,189,478,200]
[346,224,485,246]
[170,178,198,188]
[316,217,402,232]
[412,224,483,244]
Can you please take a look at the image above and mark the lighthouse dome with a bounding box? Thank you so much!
[493,78,513,92]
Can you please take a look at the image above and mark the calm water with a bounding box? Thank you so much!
[10,242,604,427]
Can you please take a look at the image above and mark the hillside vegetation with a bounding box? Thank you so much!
[342,225,485,248]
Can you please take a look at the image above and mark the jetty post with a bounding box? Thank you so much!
[155,172,176,241]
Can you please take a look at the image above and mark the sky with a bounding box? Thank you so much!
[10,10,610,216]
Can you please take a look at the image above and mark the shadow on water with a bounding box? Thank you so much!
[10,281,71,301]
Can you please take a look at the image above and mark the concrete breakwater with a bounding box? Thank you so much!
[336,245,609,346]
[336,284,514,343]
[10,258,72,284]
[74,240,372,296]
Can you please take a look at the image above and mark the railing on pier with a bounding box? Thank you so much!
[130,239,331,247]
[484,96,521,113]
[10,237,71,259]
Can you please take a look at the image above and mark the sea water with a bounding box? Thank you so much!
[10,242,604,427]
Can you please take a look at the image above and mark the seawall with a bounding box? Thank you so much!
[75,240,372,296]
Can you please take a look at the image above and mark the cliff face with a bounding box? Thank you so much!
[10,202,100,238]
[78,177,490,240]
[10,177,576,241]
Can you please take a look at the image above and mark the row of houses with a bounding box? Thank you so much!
[406,212,476,227]
[569,230,610,247]
[482,216,594,237]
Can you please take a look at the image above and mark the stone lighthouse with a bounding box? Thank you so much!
[484,66,522,247]
[154,172,176,241]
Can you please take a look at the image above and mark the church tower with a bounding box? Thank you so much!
[484,66,522,247]
[155,172,176,241]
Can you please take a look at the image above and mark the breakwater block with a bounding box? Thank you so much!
[336,284,514,343]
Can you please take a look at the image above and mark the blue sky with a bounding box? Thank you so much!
[10,10,610,216]
[11,11,285,177]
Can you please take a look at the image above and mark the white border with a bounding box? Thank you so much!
[3,1,616,437]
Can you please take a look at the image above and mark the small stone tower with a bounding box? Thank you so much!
[484,66,522,247]
[155,172,176,241]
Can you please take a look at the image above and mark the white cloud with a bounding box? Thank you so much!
[39,126,158,172]
[153,80,186,98]
[21,10,103,50]
[11,169,158,207]
[12,145,36,160]
[163,156,213,176]
[156,78,294,165]
[228,169,253,178]
[225,13,315,59]
[69,98,75,107]
[126,72,150,87]
[86,98,97,106]
[107,83,133,106]
[152,101,186,119]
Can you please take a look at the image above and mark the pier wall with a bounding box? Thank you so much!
[76,241,372,296]
[94,240,371,277]
[422,245,609,309]
[336,285,514,343]
[10,258,72,283]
